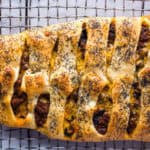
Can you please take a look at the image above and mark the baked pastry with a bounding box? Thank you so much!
[0,16,150,142]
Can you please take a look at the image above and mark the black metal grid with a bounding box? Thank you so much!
[0,0,150,34]
[0,0,150,149]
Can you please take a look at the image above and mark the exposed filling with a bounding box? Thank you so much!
[78,23,87,59]
[50,38,59,71]
[53,38,59,53]
[106,21,116,66]
[127,81,141,134]
[77,23,87,74]
[136,24,150,71]
[140,69,150,88]
[11,43,29,118]
[108,22,115,46]
[64,88,78,138]
[93,85,112,135]
[34,93,50,127]
[93,109,110,134]
[127,23,150,134]
[11,92,28,118]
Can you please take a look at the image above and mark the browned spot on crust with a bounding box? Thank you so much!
[89,19,100,29]
[44,31,51,37]
[51,73,73,96]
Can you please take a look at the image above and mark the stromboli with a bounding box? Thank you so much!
[0,16,150,141]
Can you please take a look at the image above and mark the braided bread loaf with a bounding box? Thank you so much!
[0,16,150,141]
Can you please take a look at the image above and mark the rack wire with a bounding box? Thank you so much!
[0,0,150,149]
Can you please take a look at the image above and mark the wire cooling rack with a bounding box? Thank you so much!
[0,0,150,149]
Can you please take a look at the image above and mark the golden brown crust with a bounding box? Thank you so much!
[0,17,150,142]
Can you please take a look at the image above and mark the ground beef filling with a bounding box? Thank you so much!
[93,86,112,135]
[140,71,150,87]
[53,38,59,52]
[108,22,115,46]
[64,126,75,137]
[11,78,28,118]
[64,89,78,137]
[127,82,141,134]
[11,92,28,118]
[136,24,150,71]
[93,109,110,134]
[78,23,87,59]
[106,22,115,65]
[20,48,29,70]
[35,94,50,127]
[11,46,29,118]
[127,105,140,134]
